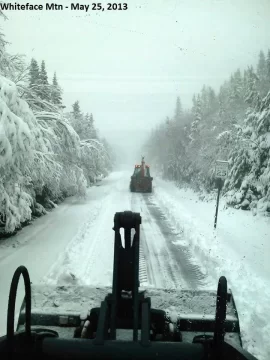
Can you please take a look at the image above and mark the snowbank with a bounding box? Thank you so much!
[153,177,270,360]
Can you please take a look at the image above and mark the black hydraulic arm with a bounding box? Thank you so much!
[110,211,141,340]
[214,276,227,347]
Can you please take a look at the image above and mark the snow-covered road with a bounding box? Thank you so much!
[0,171,269,359]
[0,172,121,333]
[42,172,207,291]
[0,171,205,335]
[134,194,206,289]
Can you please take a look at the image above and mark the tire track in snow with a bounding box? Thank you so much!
[143,194,206,289]
[141,200,185,289]
[138,239,148,286]
[131,193,185,289]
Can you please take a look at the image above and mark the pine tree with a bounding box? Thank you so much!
[53,72,58,86]
[243,69,248,90]
[88,113,97,138]
[218,91,226,119]
[257,50,268,97]
[29,58,39,87]
[28,58,40,108]
[200,85,208,115]
[208,87,217,112]
[187,94,202,147]
[51,72,63,107]
[143,47,270,214]
[191,94,196,116]
[245,66,259,106]
[257,50,266,80]
[174,96,182,121]
[267,49,270,82]
[229,69,243,103]
[72,101,81,118]
[82,113,97,140]
[39,60,48,84]
[71,101,84,136]
[38,60,51,103]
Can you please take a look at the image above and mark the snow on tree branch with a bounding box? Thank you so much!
[144,50,270,214]
[0,33,114,234]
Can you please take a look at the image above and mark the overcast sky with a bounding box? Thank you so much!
[2,0,270,154]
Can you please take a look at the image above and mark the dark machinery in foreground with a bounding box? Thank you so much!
[0,211,258,359]
[130,157,153,192]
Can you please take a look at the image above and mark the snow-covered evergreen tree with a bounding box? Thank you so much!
[51,72,63,107]
[257,50,269,97]
[0,24,26,83]
[191,94,196,116]
[0,76,54,233]
[38,60,51,104]
[257,51,266,78]
[70,100,84,136]
[174,96,182,122]
[229,69,243,103]
[27,58,40,108]
[24,58,53,112]
[200,85,208,115]
[0,27,114,234]
[81,113,97,140]
[29,58,39,87]
[245,66,259,106]
[266,50,270,83]
[72,100,81,118]
[144,48,270,214]
[190,94,202,142]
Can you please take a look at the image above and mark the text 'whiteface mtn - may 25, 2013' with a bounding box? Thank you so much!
[0,2,129,12]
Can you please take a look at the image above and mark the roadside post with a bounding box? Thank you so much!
[214,160,229,229]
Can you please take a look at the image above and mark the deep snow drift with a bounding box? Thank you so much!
[152,177,270,360]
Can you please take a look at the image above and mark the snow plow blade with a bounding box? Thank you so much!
[17,285,241,346]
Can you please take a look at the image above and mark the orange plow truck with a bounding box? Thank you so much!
[130,157,153,193]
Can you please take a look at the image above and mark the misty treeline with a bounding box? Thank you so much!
[0,17,114,235]
[145,50,270,215]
